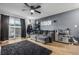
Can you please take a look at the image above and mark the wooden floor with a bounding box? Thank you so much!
[0,38,79,55]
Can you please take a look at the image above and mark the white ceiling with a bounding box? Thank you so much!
[0,3,79,19]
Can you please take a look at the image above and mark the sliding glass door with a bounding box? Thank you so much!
[9,17,21,40]
[15,26,21,39]
[9,26,15,39]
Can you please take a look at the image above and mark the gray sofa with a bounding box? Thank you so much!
[35,32,53,43]
[36,34,49,43]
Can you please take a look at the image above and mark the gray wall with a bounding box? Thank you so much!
[38,8,79,37]
[0,15,1,40]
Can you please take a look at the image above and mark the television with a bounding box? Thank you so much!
[41,20,52,26]
[40,20,54,30]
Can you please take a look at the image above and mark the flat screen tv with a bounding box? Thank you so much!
[40,20,53,30]
[41,20,52,26]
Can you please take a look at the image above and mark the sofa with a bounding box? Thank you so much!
[35,32,53,43]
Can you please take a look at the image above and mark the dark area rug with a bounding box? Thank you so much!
[1,40,52,55]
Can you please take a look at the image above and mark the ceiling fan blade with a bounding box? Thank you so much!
[24,3,30,8]
[34,5,41,9]
[35,10,41,14]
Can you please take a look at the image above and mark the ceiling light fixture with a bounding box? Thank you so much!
[31,10,34,13]
[24,3,41,15]
[30,9,34,15]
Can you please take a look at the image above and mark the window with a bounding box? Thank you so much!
[15,18,21,26]
[9,17,21,26]
[9,17,15,26]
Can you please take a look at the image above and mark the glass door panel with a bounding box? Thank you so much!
[9,17,21,40]
[15,27,21,39]
[9,26,15,39]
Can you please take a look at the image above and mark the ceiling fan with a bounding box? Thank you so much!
[23,3,41,15]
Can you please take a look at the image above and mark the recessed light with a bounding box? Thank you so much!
[75,25,78,28]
